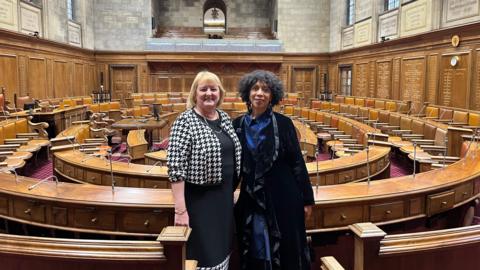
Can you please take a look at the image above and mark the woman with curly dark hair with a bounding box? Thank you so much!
[233,70,314,270]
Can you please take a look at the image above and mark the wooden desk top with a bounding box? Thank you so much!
[112,118,167,130]
[293,119,317,145]
[10,105,86,117]
[55,150,168,177]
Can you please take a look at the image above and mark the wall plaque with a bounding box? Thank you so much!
[475,50,480,110]
[401,58,425,112]
[342,27,354,49]
[0,0,17,31]
[377,61,391,99]
[378,10,398,40]
[20,2,41,36]
[445,0,479,22]
[426,55,438,104]
[400,0,432,37]
[68,21,82,47]
[355,0,372,22]
[354,63,369,96]
[439,54,468,108]
[354,18,372,47]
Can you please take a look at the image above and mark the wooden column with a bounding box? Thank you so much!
[349,222,386,270]
[157,226,192,270]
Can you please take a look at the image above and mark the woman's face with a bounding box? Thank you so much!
[195,79,220,112]
[249,81,272,113]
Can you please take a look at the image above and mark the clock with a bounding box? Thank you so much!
[451,35,460,47]
[450,56,460,67]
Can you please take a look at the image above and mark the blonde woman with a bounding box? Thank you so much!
[167,71,242,270]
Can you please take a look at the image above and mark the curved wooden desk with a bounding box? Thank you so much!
[2,146,480,236]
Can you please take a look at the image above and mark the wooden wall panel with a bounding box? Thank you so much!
[368,61,376,97]
[354,63,369,97]
[328,64,338,94]
[438,52,470,108]
[0,54,18,103]
[401,57,426,113]
[53,61,69,98]
[84,64,96,95]
[18,55,27,96]
[73,63,84,97]
[474,50,480,110]
[376,60,391,99]
[392,58,401,100]
[27,57,47,99]
[426,54,438,105]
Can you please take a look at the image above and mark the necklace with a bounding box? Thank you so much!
[201,115,223,134]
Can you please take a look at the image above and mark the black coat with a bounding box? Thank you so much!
[233,112,314,270]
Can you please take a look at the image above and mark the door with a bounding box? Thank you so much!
[339,66,352,96]
[110,66,136,100]
[293,68,315,106]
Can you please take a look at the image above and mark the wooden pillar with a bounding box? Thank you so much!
[349,222,386,270]
[157,226,192,270]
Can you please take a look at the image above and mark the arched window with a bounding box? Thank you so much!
[346,0,355,25]
[67,0,74,20]
[203,0,226,38]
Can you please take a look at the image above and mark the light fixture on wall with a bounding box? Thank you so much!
[211,8,219,19]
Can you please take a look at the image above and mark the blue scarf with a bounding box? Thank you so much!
[244,108,272,155]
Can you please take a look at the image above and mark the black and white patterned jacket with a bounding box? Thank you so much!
[167,109,242,185]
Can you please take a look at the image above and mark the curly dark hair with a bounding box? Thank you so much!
[237,70,284,107]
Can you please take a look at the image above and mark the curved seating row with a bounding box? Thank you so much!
[2,143,480,237]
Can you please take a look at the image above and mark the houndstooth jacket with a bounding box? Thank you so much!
[167,109,242,185]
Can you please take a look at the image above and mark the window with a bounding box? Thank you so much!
[385,0,399,11]
[340,67,352,96]
[67,0,73,20]
[346,0,355,25]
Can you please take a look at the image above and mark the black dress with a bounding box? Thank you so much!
[233,112,314,270]
[185,113,235,269]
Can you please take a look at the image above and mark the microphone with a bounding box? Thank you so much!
[416,102,428,118]
[145,160,162,173]
[1,167,19,184]
[443,135,448,168]
[405,103,414,116]
[366,146,371,185]
[108,148,115,194]
[315,150,319,192]
[28,175,58,190]
[412,141,417,178]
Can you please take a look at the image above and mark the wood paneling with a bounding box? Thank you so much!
[376,60,391,99]
[426,54,438,104]
[401,57,425,113]
[110,66,136,100]
[292,67,315,106]
[73,63,84,97]
[54,61,68,98]
[28,57,47,99]
[475,50,480,110]
[354,62,369,97]
[0,54,18,102]
[438,52,470,108]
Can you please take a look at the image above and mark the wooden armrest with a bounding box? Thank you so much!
[368,140,392,147]
[342,144,365,149]
[0,151,14,157]
[436,119,453,123]
[402,134,424,139]
[16,132,39,139]
[329,130,344,135]
[322,127,337,131]
[363,120,378,123]
[391,129,412,135]
[334,135,351,140]
[0,144,21,149]
[373,122,388,127]
[339,138,357,143]
[424,116,438,119]
[411,141,435,146]
[4,138,29,145]
[430,156,460,161]
[382,125,400,129]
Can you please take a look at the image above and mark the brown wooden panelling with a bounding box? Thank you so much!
[426,54,438,104]
[73,63,84,97]
[354,62,369,96]
[28,57,47,99]
[475,50,480,110]
[0,54,18,102]
[54,61,69,98]
[400,57,425,113]
[376,60,391,99]
[368,61,376,97]
[438,52,470,108]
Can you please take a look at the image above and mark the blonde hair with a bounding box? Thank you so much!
[187,71,225,109]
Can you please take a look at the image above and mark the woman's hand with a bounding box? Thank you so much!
[304,205,312,220]
[175,210,189,227]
